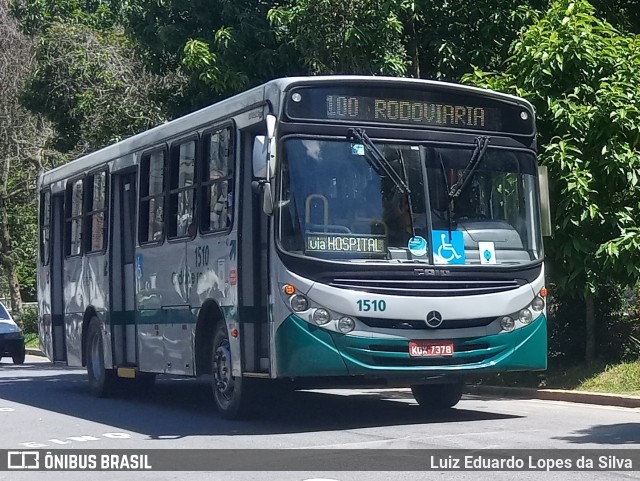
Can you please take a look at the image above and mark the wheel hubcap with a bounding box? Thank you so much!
[213,341,232,397]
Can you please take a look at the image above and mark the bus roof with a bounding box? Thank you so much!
[39,76,534,188]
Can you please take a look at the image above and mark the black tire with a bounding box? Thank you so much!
[411,381,464,409]
[211,321,252,419]
[86,317,117,397]
[12,344,25,365]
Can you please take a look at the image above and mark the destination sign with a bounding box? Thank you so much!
[306,234,386,255]
[285,86,535,135]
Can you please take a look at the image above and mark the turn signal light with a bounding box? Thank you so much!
[283,284,296,296]
[539,287,548,297]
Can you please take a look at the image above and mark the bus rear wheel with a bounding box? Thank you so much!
[411,381,464,409]
[86,317,117,397]
[211,321,251,419]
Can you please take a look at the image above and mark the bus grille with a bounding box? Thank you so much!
[329,278,521,296]
[360,317,496,330]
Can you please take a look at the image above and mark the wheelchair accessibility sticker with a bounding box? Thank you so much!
[432,230,465,265]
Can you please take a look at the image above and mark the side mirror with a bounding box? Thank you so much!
[252,135,267,179]
[538,165,552,237]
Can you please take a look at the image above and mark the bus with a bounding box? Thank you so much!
[37,76,551,418]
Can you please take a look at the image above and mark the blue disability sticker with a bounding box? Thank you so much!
[408,236,428,256]
[432,230,466,265]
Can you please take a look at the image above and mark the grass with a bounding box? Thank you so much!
[473,359,640,396]
[24,332,39,349]
[577,361,640,396]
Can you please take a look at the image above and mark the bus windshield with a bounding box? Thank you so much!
[278,138,543,265]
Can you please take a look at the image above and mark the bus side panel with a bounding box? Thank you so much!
[136,237,200,375]
[62,256,84,366]
[37,261,52,360]
[186,230,240,366]
[84,252,110,365]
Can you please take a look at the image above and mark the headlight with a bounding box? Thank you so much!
[337,317,356,334]
[531,296,545,312]
[500,316,515,332]
[290,294,309,312]
[312,308,331,325]
[519,308,533,324]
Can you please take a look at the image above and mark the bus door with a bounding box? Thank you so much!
[239,131,270,374]
[49,192,67,362]
[110,169,138,367]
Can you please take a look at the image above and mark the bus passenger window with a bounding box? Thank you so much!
[200,126,234,233]
[168,140,196,238]
[139,150,166,243]
[65,178,83,256]
[40,190,51,265]
[84,171,107,252]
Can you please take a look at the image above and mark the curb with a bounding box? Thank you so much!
[26,348,45,357]
[466,384,640,409]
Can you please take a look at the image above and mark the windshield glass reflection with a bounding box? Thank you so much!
[278,138,542,265]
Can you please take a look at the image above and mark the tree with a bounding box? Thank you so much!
[464,0,640,362]
[268,0,408,76]
[124,0,303,115]
[21,22,168,153]
[0,0,53,324]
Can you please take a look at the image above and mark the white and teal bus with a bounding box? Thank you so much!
[38,76,551,418]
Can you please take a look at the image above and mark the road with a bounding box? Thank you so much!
[0,355,638,481]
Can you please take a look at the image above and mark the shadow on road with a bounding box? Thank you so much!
[0,360,521,439]
[553,423,640,445]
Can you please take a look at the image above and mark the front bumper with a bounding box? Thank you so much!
[276,314,547,379]
[0,332,24,356]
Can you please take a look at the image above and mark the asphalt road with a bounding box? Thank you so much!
[0,355,639,481]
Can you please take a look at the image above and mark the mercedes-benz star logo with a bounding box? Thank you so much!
[425,310,443,328]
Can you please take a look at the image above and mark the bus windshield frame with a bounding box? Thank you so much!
[276,135,543,267]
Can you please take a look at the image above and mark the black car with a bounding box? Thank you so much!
[0,301,25,365]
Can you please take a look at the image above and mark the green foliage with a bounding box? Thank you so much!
[21,306,38,334]
[124,0,303,114]
[398,1,550,79]
[11,0,125,35]
[546,287,635,363]
[269,0,408,75]
[464,0,640,298]
[22,22,168,152]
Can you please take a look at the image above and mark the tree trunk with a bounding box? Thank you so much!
[409,15,421,78]
[0,179,23,327]
[585,292,596,363]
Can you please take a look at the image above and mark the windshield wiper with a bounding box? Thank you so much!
[448,136,490,200]
[347,128,417,240]
[347,128,410,195]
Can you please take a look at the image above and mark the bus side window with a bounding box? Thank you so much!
[65,178,83,257]
[200,126,234,233]
[40,190,51,265]
[168,139,196,239]
[139,150,166,244]
[84,171,107,252]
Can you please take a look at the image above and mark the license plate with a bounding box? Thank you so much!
[409,341,454,357]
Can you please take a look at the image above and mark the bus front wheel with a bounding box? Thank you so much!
[86,317,117,397]
[211,321,251,419]
[411,381,464,409]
